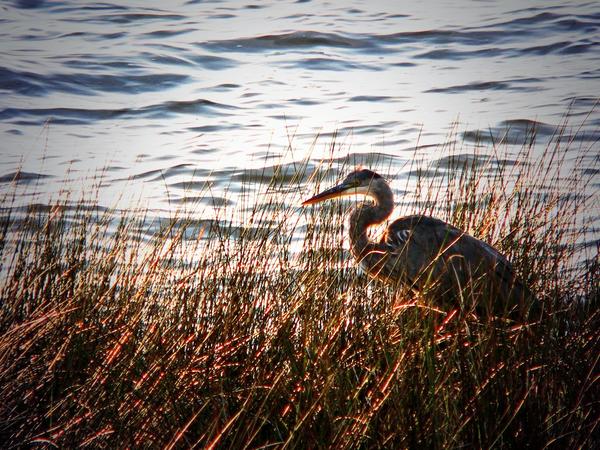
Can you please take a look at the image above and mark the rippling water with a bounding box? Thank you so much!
[0,1,599,232]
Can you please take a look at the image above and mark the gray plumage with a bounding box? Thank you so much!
[303,168,531,317]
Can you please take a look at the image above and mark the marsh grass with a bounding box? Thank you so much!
[0,128,598,448]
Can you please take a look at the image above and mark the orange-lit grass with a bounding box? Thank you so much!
[0,128,598,448]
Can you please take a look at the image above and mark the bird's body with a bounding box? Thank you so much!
[303,169,531,317]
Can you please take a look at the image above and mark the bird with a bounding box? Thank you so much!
[302,168,532,318]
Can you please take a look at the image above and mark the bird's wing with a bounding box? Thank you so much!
[383,215,519,291]
[380,216,455,288]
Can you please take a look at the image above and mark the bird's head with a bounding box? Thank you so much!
[302,168,384,206]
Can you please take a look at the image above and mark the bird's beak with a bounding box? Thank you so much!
[302,182,353,206]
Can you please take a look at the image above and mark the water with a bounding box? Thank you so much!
[0,1,599,232]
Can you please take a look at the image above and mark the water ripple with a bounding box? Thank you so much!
[13,0,47,9]
[378,29,514,46]
[0,171,51,184]
[1,0,598,229]
[201,30,375,52]
[67,12,187,25]
[280,57,382,71]
[426,78,543,94]
[0,67,188,96]
[0,99,238,125]
[463,119,600,145]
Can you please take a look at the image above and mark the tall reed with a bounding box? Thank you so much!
[0,128,598,448]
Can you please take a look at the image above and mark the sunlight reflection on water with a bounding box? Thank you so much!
[0,0,598,235]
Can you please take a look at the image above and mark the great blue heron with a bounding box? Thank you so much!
[302,168,531,318]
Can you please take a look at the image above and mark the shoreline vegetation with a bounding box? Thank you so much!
[0,125,598,448]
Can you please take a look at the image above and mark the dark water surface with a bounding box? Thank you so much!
[0,1,598,244]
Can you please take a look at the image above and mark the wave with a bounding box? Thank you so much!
[425,78,543,94]
[200,30,375,52]
[377,29,510,46]
[279,57,382,72]
[0,171,51,184]
[0,67,188,97]
[125,164,209,183]
[0,98,238,125]
[462,119,600,145]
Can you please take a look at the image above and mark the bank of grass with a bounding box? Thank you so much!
[0,132,598,448]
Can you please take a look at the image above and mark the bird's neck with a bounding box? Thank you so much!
[349,185,394,259]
